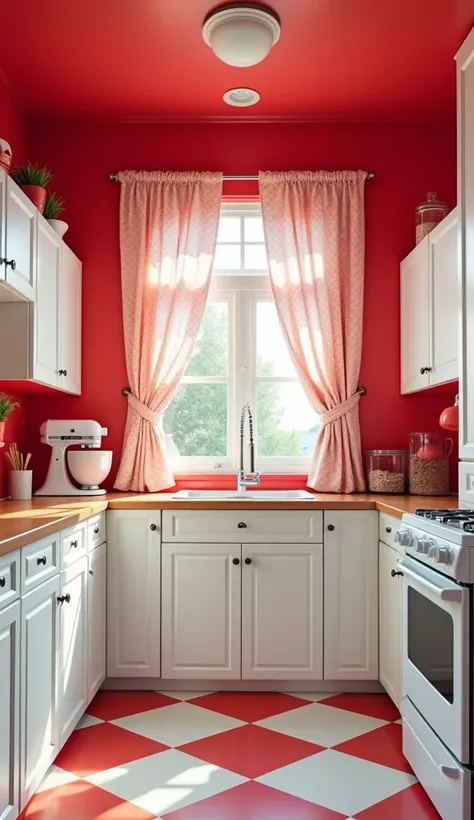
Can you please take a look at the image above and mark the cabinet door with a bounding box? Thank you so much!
[457,29,474,459]
[0,171,5,287]
[107,511,161,678]
[324,511,379,680]
[400,240,430,394]
[429,208,459,387]
[20,575,60,810]
[3,176,36,301]
[0,601,20,820]
[59,244,82,395]
[59,558,88,746]
[162,543,241,679]
[379,541,402,708]
[87,543,106,701]
[33,218,60,387]
[242,543,323,680]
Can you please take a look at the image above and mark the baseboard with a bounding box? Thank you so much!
[102,678,384,693]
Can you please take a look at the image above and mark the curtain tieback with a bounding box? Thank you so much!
[127,393,161,426]
[320,392,361,427]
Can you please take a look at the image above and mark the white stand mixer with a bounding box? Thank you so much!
[35,419,112,496]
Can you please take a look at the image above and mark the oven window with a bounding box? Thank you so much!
[407,587,454,704]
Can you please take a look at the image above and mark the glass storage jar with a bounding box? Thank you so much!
[408,432,452,495]
[365,450,408,493]
[415,191,448,245]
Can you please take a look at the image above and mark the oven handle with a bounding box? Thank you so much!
[398,558,464,602]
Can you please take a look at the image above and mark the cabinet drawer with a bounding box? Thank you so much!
[162,510,323,543]
[0,549,20,609]
[87,513,106,551]
[379,513,402,553]
[61,522,87,568]
[21,534,59,594]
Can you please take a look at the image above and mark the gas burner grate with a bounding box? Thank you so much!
[416,509,473,521]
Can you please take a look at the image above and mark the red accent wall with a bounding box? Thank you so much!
[25,121,458,491]
[0,77,29,497]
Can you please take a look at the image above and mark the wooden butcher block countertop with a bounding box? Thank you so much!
[0,492,459,558]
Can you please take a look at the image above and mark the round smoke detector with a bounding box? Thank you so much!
[202,4,281,67]
[223,87,261,107]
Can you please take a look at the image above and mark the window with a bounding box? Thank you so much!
[164,203,320,473]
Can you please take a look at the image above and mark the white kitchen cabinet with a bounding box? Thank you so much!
[0,173,36,301]
[324,511,379,680]
[162,543,241,679]
[0,601,20,820]
[457,29,474,461]
[59,244,82,394]
[59,557,88,747]
[33,217,61,388]
[87,543,106,701]
[241,543,323,680]
[400,209,459,394]
[379,540,403,708]
[107,511,161,678]
[162,509,322,544]
[20,575,60,810]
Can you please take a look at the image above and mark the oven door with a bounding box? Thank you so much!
[400,556,470,763]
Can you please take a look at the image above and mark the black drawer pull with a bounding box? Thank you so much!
[1,258,16,270]
[386,526,392,534]
[391,569,404,578]
[244,557,252,565]
[327,524,335,531]
[94,527,100,534]
[89,569,94,576]
[0,577,5,588]
[232,557,240,565]
[57,593,71,604]
[37,556,47,566]
[71,540,79,549]
[238,522,247,529]
[150,523,157,531]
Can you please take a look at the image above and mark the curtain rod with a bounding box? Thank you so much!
[108,171,375,182]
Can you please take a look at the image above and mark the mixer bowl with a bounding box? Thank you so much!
[67,450,112,489]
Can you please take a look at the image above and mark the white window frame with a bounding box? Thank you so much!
[167,203,317,475]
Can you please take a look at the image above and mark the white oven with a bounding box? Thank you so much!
[400,555,471,764]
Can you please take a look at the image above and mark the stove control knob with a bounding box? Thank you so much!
[435,547,454,565]
[416,538,429,554]
[394,529,403,544]
[411,536,419,550]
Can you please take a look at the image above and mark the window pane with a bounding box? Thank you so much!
[244,244,267,270]
[244,216,265,242]
[214,244,241,270]
[164,383,227,457]
[186,302,228,377]
[257,301,294,377]
[217,216,241,242]
[256,382,320,457]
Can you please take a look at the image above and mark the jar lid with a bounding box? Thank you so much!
[415,191,448,215]
[364,450,408,455]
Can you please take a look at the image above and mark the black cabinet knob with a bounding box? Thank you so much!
[238,522,247,529]
[420,366,432,375]
[245,557,252,565]
[150,523,157,531]
[391,569,404,578]
[94,527,99,534]
[57,593,72,604]
[64,593,71,603]
[327,524,335,531]
[386,526,392,534]
[89,569,94,576]
[37,556,47,566]
[58,369,68,376]
[0,577,5,588]
[71,540,78,548]
[232,557,240,565]
[1,258,16,270]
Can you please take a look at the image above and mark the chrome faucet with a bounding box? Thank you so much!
[238,403,261,492]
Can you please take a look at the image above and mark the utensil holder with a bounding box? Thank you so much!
[10,470,33,500]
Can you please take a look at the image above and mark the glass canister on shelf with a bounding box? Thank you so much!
[409,433,452,495]
[415,191,448,245]
[365,450,408,493]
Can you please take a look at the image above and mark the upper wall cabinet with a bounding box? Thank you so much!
[400,207,459,394]
[0,172,37,301]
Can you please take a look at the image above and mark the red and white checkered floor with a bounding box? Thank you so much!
[20,691,440,819]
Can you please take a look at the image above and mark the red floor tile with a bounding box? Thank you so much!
[354,783,441,819]
[333,723,413,773]
[164,780,348,819]
[178,722,323,778]
[54,722,168,776]
[320,693,400,722]
[20,780,155,820]
[189,691,308,722]
[87,689,178,720]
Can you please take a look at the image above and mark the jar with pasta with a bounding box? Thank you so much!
[415,191,448,245]
[365,450,408,493]
[409,433,452,495]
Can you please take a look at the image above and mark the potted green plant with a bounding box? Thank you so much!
[0,393,19,446]
[11,162,52,213]
[44,191,67,237]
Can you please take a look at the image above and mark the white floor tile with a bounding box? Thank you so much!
[111,701,245,747]
[256,702,387,747]
[87,749,247,816]
[284,692,334,703]
[258,750,416,816]
[36,765,80,793]
[75,713,104,730]
[158,691,213,702]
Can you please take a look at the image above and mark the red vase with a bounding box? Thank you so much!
[20,184,46,213]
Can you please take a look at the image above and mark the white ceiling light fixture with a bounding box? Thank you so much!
[223,87,260,106]
[202,4,281,67]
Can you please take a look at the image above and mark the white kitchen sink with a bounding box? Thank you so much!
[172,489,316,500]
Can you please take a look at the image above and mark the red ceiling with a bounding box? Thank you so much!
[1,0,473,121]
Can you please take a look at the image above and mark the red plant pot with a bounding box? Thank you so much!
[0,421,5,444]
[20,184,46,213]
